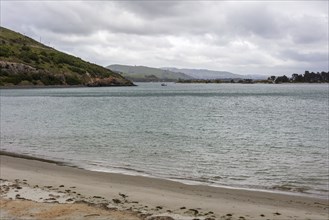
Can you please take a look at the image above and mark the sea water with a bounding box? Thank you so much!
[1,83,328,198]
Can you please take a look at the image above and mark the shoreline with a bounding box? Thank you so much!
[0,84,137,90]
[1,153,328,220]
[1,82,328,90]
[0,150,66,165]
[0,150,325,200]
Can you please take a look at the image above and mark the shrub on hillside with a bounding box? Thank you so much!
[65,74,82,85]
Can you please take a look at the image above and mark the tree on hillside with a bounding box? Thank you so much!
[291,73,303,82]
[271,71,329,83]
[275,75,289,83]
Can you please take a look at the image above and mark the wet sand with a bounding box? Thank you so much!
[0,154,328,220]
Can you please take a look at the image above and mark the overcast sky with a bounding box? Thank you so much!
[1,1,328,75]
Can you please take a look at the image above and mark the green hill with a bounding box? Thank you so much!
[0,27,134,87]
[107,64,193,82]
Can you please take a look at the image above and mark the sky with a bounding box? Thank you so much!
[1,1,328,75]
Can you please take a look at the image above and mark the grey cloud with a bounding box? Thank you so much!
[224,3,282,39]
[281,50,328,62]
[289,15,328,44]
[115,1,186,19]
[2,2,100,35]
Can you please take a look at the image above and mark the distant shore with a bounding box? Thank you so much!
[1,153,328,220]
[176,79,329,84]
[1,82,328,89]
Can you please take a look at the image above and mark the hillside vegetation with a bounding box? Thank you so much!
[162,67,244,79]
[107,64,193,82]
[0,27,134,87]
[270,71,329,83]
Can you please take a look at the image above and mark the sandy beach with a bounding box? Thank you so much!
[0,154,328,220]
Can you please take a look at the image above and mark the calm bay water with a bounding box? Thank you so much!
[1,83,328,198]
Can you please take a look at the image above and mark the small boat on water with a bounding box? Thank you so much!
[161,83,167,86]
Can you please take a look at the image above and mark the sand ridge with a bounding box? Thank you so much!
[0,155,328,220]
[0,179,213,220]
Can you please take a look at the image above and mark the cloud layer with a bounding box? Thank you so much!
[1,1,328,75]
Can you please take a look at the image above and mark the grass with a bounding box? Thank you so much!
[0,26,131,86]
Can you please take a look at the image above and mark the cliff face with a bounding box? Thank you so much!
[0,27,134,87]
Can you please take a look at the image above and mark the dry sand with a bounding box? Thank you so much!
[0,154,328,220]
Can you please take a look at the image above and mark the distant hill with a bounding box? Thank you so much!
[107,64,193,82]
[0,27,134,87]
[161,67,244,79]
